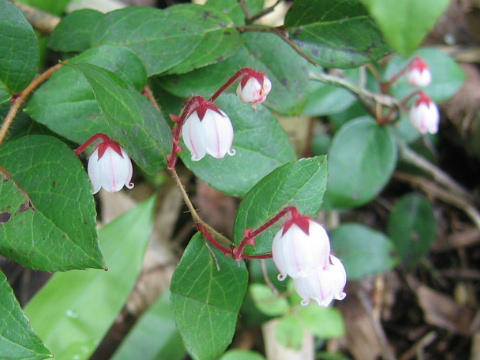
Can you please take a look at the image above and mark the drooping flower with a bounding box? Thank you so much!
[406,57,432,87]
[293,255,347,307]
[272,214,330,280]
[87,138,133,194]
[182,98,235,161]
[236,72,272,106]
[409,92,440,134]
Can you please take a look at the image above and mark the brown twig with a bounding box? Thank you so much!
[168,167,232,247]
[242,0,283,25]
[142,83,161,112]
[0,63,63,147]
[10,0,60,34]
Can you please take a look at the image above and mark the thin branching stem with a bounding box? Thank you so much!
[0,63,63,147]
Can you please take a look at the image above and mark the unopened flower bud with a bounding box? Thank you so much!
[294,255,347,307]
[272,215,330,280]
[182,100,235,161]
[236,72,272,106]
[409,92,440,134]
[87,138,133,194]
[406,57,432,87]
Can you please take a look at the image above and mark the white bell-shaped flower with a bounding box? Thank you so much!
[88,142,133,194]
[182,104,235,161]
[236,73,272,105]
[409,92,440,134]
[272,216,330,280]
[294,255,347,307]
[406,57,432,87]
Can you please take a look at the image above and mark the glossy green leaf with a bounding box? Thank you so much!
[159,32,310,115]
[220,350,266,360]
[0,0,38,93]
[296,305,345,339]
[26,45,148,144]
[0,135,103,271]
[170,233,248,360]
[234,156,328,255]
[275,315,304,350]
[206,0,264,26]
[387,193,437,269]
[361,0,449,56]
[327,117,397,208]
[330,223,399,280]
[48,9,103,52]
[0,271,51,360]
[249,284,289,316]
[179,94,296,196]
[284,0,390,68]
[384,47,466,104]
[111,292,186,360]
[91,5,240,76]
[68,63,172,174]
[25,197,155,360]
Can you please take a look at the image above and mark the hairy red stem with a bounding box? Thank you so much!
[75,133,110,156]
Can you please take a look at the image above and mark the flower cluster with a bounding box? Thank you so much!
[272,213,346,307]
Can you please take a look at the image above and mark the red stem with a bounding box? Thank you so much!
[197,223,233,256]
[209,68,251,102]
[381,58,415,92]
[75,133,110,156]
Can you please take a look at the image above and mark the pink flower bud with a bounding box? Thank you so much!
[272,216,330,280]
[406,57,432,87]
[182,102,235,161]
[294,255,347,307]
[409,92,440,134]
[87,140,133,194]
[236,73,272,106]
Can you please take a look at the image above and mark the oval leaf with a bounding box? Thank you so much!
[68,63,173,174]
[327,117,397,208]
[387,193,437,269]
[361,0,449,56]
[0,135,103,271]
[170,233,248,360]
[330,223,399,280]
[91,5,240,76]
[24,197,155,360]
[275,315,304,350]
[296,305,345,339]
[249,284,289,316]
[0,271,51,360]
[284,0,390,68]
[179,94,296,196]
[0,0,38,93]
[26,44,148,144]
[233,156,328,255]
[48,9,103,52]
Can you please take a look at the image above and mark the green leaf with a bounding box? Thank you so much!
[159,32,310,115]
[48,9,103,52]
[0,135,103,271]
[327,117,397,208]
[26,44,148,144]
[303,79,356,116]
[179,94,296,196]
[111,292,186,360]
[296,305,345,339]
[220,350,266,360]
[384,47,466,104]
[0,0,38,93]
[24,197,155,360]
[91,5,241,76]
[206,0,264,26]
[68,63,172,174]
[0,271,51,360]
[17,0,70,16]
[275,315,304,350]
[170,233,248,360]
[284,0,390,68]
[361,0,449,56]
[233,156,328,255]
[330,223,399,280]
[249,284,289,316]
[387,193,437,270]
